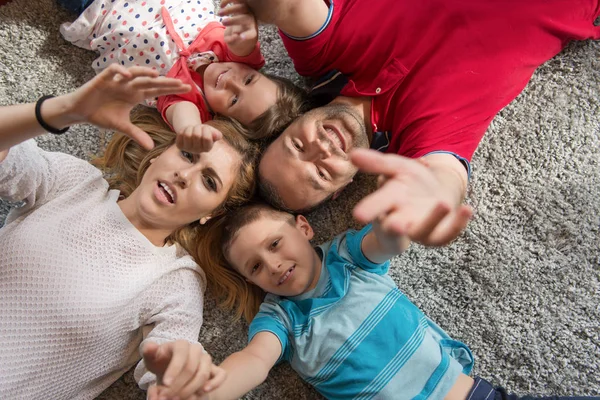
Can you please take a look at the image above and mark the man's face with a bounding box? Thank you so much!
[259,103,369,211]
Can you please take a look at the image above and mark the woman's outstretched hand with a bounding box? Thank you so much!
[63,64,191,150]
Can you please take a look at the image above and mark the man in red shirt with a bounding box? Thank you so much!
[220,0,600,246]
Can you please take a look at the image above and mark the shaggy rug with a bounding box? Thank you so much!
[1,0,598,399]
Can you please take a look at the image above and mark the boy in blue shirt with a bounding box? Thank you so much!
[146,202,599,400]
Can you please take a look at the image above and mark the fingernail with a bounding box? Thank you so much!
[163,377,172,386]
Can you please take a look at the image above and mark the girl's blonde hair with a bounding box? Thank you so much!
[93,107,259,252]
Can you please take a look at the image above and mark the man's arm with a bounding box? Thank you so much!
[207,332,281,400]
[219,0,329,38]
[351,150,472,247]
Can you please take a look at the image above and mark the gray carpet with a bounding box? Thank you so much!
[1,0,599,398]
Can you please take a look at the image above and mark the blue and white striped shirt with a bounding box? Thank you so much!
[249,225,473,400]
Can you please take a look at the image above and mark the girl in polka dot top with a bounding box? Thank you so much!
[60,0,308,149]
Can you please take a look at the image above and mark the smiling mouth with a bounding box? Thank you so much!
[157,181,175,204]
[323,124,346,152]
[278,266,295,285]
[215,70,227,88]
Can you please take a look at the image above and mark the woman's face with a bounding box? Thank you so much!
[129,140,241,232]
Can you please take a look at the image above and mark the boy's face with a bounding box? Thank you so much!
[203,62,278,125]
[227,213,322,297]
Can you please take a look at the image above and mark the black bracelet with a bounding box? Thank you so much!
[35,95,69,135]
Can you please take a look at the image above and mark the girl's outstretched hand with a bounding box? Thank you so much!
[220,0,259,56]
[64,65,191,150]
[176,123,223,154]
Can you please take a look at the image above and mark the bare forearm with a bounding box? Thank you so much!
[227,41,257,58]
[425,154,468,207]
[244,0,328,37]
[0,95,77,155]
[244,0,285,24]
[208,351,270,400]
[164,101,202,133]
[362,229,410,265]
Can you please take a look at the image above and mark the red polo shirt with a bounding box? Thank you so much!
[281,0,600,171]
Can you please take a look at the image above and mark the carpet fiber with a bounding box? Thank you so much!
[1,0,599,399]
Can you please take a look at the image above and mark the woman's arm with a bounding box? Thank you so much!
[0,64,190,159]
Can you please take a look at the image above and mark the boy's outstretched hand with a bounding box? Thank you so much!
[350,149,472,247]
[176,124,223,154]
[64,64,191,150]
[220,0,259,57]
[144,340,226,400]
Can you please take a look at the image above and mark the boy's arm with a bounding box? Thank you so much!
[207,332,281,400]
[219,0,329,39]
[361,222,411,265]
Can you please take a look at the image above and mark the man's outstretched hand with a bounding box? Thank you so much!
[351,149,472,247]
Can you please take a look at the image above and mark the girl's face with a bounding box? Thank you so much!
[203,62,278,125]
[124,140,241,234]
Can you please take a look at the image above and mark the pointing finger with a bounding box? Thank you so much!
[350,148,418,177]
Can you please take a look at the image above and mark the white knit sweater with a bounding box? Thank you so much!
[0,140,206,399]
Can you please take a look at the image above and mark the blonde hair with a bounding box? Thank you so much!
[93,107,259,252]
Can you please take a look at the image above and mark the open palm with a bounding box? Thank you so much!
[65,65,190,149]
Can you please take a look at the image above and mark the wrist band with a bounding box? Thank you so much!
[35,95,69,135]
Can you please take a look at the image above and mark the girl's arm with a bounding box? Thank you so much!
[0,64,190,159]
[164,101,203,134]
[164,102,223,154]
[206,332,281,400]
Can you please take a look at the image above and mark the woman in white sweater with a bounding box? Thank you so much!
[0,65,257,399]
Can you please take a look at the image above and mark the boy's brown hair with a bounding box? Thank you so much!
[195,202,294,322]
